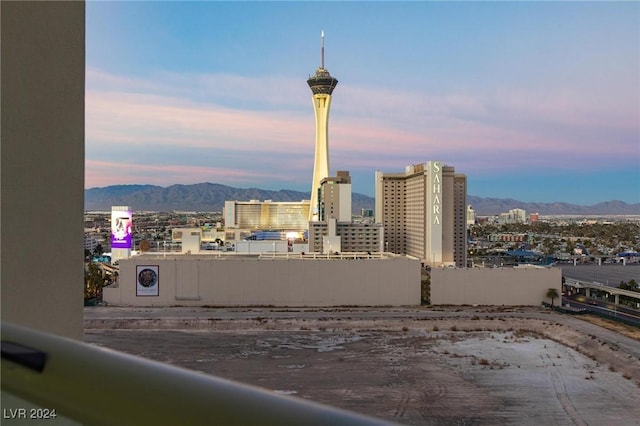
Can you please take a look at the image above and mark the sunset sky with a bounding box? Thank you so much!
[85,1,639,205]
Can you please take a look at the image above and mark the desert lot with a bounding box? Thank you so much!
[84,306,640,425]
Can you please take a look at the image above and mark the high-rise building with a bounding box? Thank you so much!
[318,171,352,223]
[498,208,527,224]
[307,31,338,222]
[223,33,337,230]
[375,162,467,267]
[453,173,467,265]
[467,205,476,227]
[309,171,384,253]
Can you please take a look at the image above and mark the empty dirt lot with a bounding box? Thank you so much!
[84,306,640,425]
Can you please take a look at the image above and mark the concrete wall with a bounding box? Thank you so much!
[431,267,562,306]
[104,255,421,307]
[1,2,85,339]
[236,240,288,254]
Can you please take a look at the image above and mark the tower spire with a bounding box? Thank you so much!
[307,32,338,222]
[321,30,325,69]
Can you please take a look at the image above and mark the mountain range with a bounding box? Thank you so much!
[85,183,640,216]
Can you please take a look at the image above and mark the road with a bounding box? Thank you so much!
[557,263,640,287]
[562,297,640,328]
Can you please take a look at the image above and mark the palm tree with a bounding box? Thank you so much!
[85,262,108,302]
[546,288,560,307]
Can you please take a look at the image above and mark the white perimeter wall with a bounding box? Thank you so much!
[105,255,421,307]
[431,267,562,306]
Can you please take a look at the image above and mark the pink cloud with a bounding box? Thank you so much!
[86,68,638,189]
[85,160,302,189]
[86,90,313,153]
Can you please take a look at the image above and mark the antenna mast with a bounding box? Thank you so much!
[321,30,325,69]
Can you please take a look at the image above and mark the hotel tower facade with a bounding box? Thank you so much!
[307,31,338,222]
[375,162,467,267]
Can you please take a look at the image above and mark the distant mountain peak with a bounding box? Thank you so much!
[85,183,640,215]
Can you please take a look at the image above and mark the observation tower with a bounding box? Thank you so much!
[307,30,338,222]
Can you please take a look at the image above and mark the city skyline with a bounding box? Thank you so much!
[86,2,639,205]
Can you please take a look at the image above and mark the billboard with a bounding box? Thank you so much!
[111,208,132,249]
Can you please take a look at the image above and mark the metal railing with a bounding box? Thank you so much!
[1,322,392,426]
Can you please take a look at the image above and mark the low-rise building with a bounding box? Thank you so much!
[309,220,384,253]
[224,199,310,231]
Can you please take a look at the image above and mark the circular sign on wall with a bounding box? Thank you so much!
[137,268,158,288]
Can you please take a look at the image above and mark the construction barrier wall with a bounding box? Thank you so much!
[104,254,421,307]
[430,267,562,306]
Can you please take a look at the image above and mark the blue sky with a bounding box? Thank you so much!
[86,1,639,205]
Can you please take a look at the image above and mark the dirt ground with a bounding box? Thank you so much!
[577,314,640,340]
[84,307,640,425]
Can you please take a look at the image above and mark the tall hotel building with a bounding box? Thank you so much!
[375,162,467,267]
[307,31,338,222]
